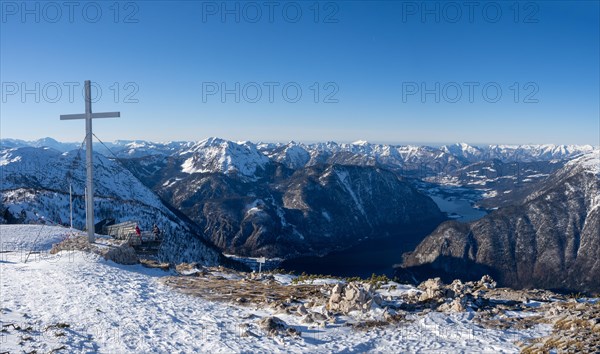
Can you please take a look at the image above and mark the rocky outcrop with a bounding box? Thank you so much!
[417,278,446,302]
[257,316,299,337]
[50,236,139,265]
[327,282,381,314]
[400,152,600,293]
[413,276,498,312]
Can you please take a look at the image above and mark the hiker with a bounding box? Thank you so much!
[135,225,141,238]
[152,224,161,239]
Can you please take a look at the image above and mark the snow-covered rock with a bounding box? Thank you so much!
[327,282,379,314]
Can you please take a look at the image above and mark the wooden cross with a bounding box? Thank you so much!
[60,80,120,242]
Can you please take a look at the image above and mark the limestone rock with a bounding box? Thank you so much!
[50,236,138,265]
[297,304,308,316]
[418,278,445,302]
[326,282,378,314]
[477,275,497,289]
[257,316,299,337]
[438,297,468,312]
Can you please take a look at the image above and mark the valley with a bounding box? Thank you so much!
[1,137,597,291]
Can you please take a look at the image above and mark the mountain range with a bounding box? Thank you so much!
[2,137,594,166]
[1,137,598,292]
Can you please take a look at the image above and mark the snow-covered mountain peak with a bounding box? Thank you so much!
[181,137,270,177]
[566,150,600,176]
[32,137,61,147]
[443,142,479,152]
[193,137,231,148]
[440,143,483,161]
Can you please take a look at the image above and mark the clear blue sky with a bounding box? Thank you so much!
[1,1,599,145]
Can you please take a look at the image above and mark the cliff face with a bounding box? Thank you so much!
[401,152,600,293]
[157,164,445,258]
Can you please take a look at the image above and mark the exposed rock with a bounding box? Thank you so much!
[477,275,497,289]
[240,329,259,338]
[301,315,314,324]
[517,301,600,353]
[311,312,327,322]
[297,304,308,316]
[50,236,138,265]
[326,282,380,314]
[448,279,467,297]
[397,276,499,312]
[257,316,299,337]
[438,297,468,312]
[175,262,205,276]
[417,278,446,302]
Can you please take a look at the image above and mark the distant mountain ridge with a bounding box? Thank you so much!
[3,138,595,179]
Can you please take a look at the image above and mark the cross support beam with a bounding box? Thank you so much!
[60,112,121,120]
[60,80,120,243]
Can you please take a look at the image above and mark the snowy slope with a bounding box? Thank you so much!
[525,149,600,216]
[565,149,600,175]
[0,225,549,353]
[482,144,596,162]
[180,137,270,178]
[0,224,74,252]
[0,147,172,225]
[0,147,166,210]
[113,140,194,158]
[0,147,222,266]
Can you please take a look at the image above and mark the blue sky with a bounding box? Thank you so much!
[1,1,599,145]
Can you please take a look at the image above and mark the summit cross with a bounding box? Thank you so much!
[60,80,120,242]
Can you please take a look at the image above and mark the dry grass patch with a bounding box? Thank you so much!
[161,273,330,307]
[518,301,600,353]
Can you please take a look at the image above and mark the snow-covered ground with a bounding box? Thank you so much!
[1,224,549,353]
[0,224,75,252]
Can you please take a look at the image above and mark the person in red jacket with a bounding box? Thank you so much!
[135,225,141,239]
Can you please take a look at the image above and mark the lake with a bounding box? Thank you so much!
[279,194,489,278]
[429,195,488,222]
[279,225,439,278]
